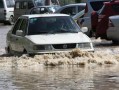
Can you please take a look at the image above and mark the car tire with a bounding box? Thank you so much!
[7,46,14,56]
[28,54,35,57]
[85,29,93,37]
[112,40,119,45]
[3,21,9,25]
[9,16,14,25]
[23,49,35,57]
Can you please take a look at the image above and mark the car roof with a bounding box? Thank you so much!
[62,3,86,7]
[21,14,70,18]
[36,5,60,8]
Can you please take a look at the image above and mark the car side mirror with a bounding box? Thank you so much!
[16,30,23,36]
[80,27,88,33]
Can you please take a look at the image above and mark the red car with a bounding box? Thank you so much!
[91,0,119,39]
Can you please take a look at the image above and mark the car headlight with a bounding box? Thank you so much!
[33,45,52,50]
[78,43,91,49]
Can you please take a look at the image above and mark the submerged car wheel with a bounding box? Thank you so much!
[9,16,14,25]
[23,49,35,57]
[7,46,14,56]
[3,16,14,25]
[112,40,119,45]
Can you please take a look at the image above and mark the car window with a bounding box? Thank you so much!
[60,6,76,16]
[0,1,4,8]
[30,7,49,14]
[12,19,23,35]
[21,2,27,9]
[15,2,20,9]
[40,7,49,14]
[28,16,80,35]
[78,5,85,12]
[90,1,107,11]
[112,4,119,13]
[19,19,28,36]
[6,0,14,7]
[28,1,34,9]
[30,8,39,14]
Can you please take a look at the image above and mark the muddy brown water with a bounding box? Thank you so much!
[1,25,119,89]
[0,49,119,90]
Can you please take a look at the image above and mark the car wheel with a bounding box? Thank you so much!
[23,49,35,57]
[28,54,35,57]
[7,46,14,56]
[9,16,14,25]
[3,21,9,25]
[112,40,119,45]
[85,29,93,37]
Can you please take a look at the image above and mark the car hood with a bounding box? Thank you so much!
[25,32,91,44]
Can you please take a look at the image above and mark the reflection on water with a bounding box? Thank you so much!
[1,60,119,90]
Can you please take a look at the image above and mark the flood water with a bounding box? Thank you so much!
[1,61,119,90]
[0,49,119,90]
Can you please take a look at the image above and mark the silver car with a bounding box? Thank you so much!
[107,15,119,44]
[6,14,94,55]
[55,3,86,17]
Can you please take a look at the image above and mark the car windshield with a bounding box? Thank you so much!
[90,1,108,11]
[6,0,15,7]
[28,16,80,35]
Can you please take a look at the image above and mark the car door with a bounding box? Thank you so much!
[16,18,28,52]
[77,5,85,14]
[60,6,77,16]
[10,18,22,51]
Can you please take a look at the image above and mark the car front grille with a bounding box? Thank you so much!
[53,44,76,49]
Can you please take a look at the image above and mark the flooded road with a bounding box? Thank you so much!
[0,59,119,90]
[0,24,119,90]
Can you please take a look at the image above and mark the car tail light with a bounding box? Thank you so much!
[108,20,114,27]
[98,15,105,22]
[4,10,6,16]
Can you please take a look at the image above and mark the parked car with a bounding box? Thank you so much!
[55,3,86,17]
[76,0,109,37]
[0,0,15,25]
[14,0,60,21]
[6,14,94,55]
[30,5,60,14]
[107,15,119,44]
[91,0,119,39]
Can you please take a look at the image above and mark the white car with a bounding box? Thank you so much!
[107,15,119,44]
[0,0,15,25]
[6,14,94,55]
